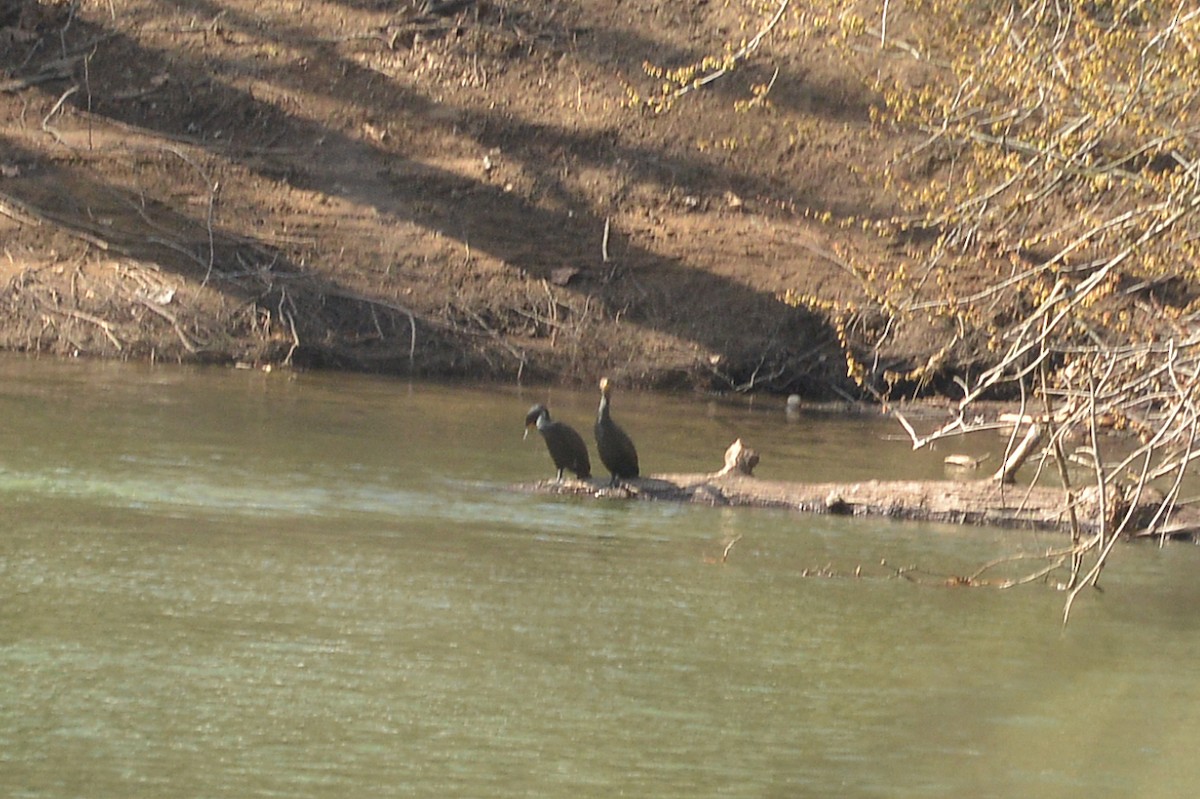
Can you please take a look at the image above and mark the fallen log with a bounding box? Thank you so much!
[519,441,1184,537]
[525,473,1127,533]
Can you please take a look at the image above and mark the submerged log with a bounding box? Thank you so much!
[520,442,1176,536]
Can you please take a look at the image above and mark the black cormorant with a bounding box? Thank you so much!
[594,377,639,484]
[524,404,591,481]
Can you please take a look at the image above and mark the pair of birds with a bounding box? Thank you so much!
[524,377,638,485]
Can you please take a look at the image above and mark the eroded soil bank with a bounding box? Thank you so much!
[2,0,983,395]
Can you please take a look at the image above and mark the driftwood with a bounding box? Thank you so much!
[522,441,1194,538]
[526,473,1142,534]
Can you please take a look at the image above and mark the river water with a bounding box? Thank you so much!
[2,356,1199,798]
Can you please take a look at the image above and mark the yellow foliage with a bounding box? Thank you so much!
[641,1,1199,393]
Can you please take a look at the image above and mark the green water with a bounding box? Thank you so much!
[2,356,1199,798]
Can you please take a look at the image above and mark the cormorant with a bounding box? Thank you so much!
[594,377,639,485]
[524,404,591,481]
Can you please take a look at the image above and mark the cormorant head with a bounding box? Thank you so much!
[524,404,549,439]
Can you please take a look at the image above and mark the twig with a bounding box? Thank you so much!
[968,546,1075,583]
[41,84,79,145]
[135,297,200,353]
[157,145,219,284]
[321,287,419,367]
[663,0,790,103]
[278,286,301,365]
[49,306,123,350]
[1041,372,1083,588]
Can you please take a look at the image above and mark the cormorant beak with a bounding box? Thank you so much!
[523,424,533,440]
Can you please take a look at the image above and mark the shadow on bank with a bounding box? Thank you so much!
[0,0,868,394]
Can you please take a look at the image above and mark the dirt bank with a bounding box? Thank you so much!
[2,0,932,395]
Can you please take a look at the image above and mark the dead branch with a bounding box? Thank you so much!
[318,286,420,367]
[992,422,1042,483]
[0,57,80,93]
[47,305,123,350]
[157,145,219,284]
[0,192,45,226]
[658,0,790,105]
[721,535,742,563]
[134,296,200,353]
